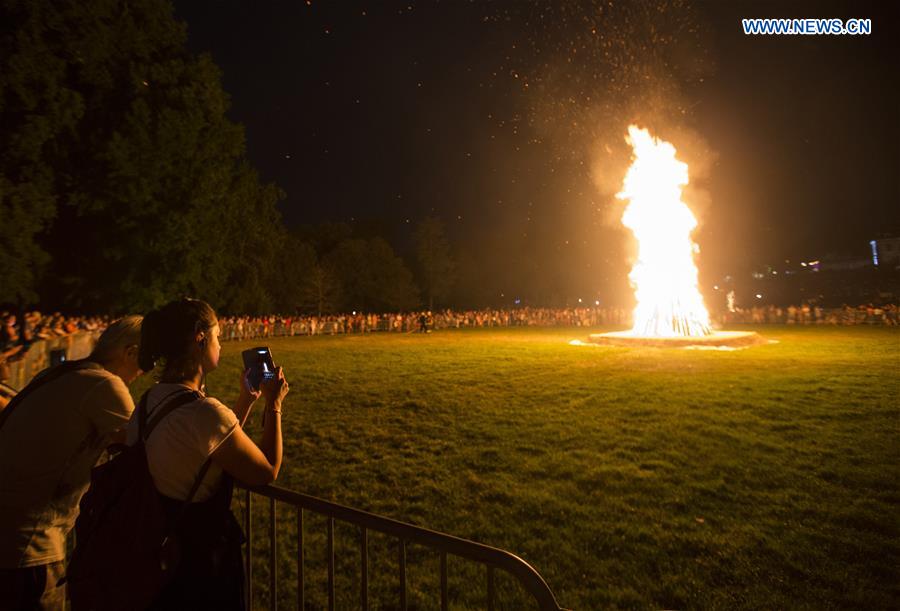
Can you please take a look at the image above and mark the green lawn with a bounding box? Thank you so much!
[138,326,900,610]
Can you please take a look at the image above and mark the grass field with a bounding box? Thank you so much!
[137,325,899,610]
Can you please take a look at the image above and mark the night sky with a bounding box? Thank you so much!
[173,0,899,298]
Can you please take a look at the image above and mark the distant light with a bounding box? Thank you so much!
[801,262,807,267]
[514,298,521,305]
[870,240,879,266]
[578,298,582,303]
[352,311,356,315]
[756,294,763,299]
[772,270,778,275]
[594,300,600,306]
[713,285,719,290]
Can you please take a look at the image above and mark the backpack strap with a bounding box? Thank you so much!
[138,387,215,505]
[137,388,203,442]
[183,457,214,504]
[0,360,103,431]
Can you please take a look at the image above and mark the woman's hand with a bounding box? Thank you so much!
[239,368,262,404]
[260,366,289,407]
[232,368,262,426]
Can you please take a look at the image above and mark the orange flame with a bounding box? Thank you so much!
[617,126,711,337]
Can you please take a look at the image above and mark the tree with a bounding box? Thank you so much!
[1,0,285,313]
[0,0,79,304]
[216,165,287,315]
[293,222,352,258]
[299,263,341,317]
[413,217,455,310]
[269,233,318,314]
[326,238,419,312]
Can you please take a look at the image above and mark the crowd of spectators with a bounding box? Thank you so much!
[1,311,108,348]
[2,303,897,383]
[721,303,899,326]
[216,303,898,340]
[1,312,109,385]
[2,303,897,357]
[1,302,896,399]
[216,307,634,340]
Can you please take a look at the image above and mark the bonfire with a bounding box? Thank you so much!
[617,125,712,337]
[587,126,764,349]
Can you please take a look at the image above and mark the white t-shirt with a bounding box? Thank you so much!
[126,383,238,502]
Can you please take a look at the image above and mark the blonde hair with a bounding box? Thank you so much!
[90,315,143,364]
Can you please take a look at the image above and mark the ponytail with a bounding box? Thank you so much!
[137,309,164,372]
[138,298,217,378]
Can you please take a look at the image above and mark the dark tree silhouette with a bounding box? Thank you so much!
[413,217,456,311]
[1,0,285,313]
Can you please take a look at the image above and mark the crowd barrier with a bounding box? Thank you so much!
[4,305,897,391]
[3,331,101,391]
[217,305,898,342]
[217,308,636,341]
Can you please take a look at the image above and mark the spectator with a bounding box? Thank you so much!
[0,316,143,609]
[130,298,288,610]
[0,313,21,354]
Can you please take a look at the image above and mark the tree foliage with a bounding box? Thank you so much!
[269,233,318,314]
[298,262,341,317]
[1,0,286,313]
[413,217,455,310]
[326,238,419,313]
[1,1,458,316]
[0,0,74,303]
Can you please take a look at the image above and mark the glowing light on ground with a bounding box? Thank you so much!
[617,125,711,337]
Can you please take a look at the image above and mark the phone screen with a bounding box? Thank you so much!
[50,349,67,368]
[242,347,275,391]
[259,349,275,380]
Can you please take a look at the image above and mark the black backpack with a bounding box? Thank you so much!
[65,388,212,611]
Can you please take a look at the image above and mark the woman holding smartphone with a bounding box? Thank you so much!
[129,298,289,610]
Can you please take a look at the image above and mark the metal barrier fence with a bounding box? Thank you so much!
[3,331,100,391]
[239,484,566,611]
[6,306,897,392]
[218,306,899,343]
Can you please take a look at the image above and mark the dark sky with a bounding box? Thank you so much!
[173,0,899,298]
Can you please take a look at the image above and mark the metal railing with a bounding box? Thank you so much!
[239,484,566,610]
[3,331,100,391]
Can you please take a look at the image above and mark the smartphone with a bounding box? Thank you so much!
[49,349,67,367]
[241,347,276,392]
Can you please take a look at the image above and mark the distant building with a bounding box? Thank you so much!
[818,243,871,270]
[820,253,872,271]
[870,236,900,268]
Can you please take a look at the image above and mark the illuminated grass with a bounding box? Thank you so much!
[139,326,900,609]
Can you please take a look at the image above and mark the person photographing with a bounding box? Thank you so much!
[128,298,288,610]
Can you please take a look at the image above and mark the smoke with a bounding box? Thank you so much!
[497,0,718,225]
